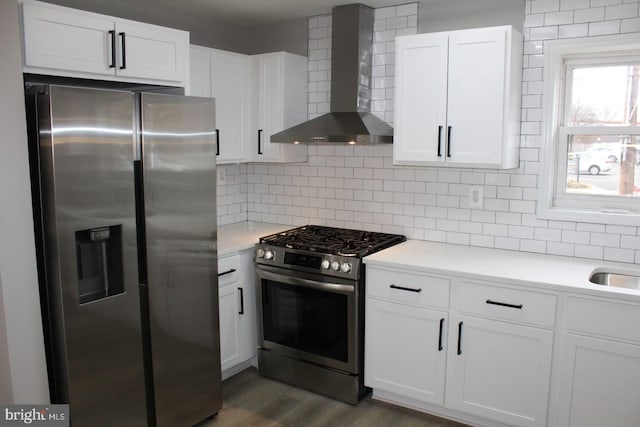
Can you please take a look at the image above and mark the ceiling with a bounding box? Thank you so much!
[46,0,409,27]
[188,0,412,26]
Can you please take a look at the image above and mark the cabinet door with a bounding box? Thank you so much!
[255,54,284,162]
[211,50,250,163]
[219,283,242,372]
[446,316,553,427]
[114,21,187,83]
[22,1,115,75]
[365,299,447,405]
[237,251,257,364]
[394,33,448,165]
[252,53,307,163]
[189,46,212,97]
[556,334,640,427]
[446,27,507,166]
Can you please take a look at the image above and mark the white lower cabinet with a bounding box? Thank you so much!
[218,250,256,379]
[365,267,554,427]
[365,299,447,405]
[553,296,640,427]
[446,315,553,427]
[555,334,640,427]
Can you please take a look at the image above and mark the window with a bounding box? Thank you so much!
[539,35,640,226]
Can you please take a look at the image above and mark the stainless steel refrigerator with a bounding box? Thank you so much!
[27,84,221,426]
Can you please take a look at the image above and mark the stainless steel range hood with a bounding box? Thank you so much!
[271,3,393,145]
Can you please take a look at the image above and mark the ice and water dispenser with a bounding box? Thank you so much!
[75,225,125,304]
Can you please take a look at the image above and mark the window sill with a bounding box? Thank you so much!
[537,204,640,227]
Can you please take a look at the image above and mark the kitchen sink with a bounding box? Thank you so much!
[589,271,640,290]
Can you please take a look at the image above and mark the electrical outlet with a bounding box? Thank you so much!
[469,186,483,208]
[217,168,226,185]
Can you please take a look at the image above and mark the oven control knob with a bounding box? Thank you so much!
[340,263,352,273]
[331,261,341,271]
[256,248,265,258]
[264,250,275,260]
[321,259,331,270]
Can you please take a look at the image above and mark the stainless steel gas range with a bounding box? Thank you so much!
[254,225,406,404]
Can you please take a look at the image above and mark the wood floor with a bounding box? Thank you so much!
[200,368,469,427]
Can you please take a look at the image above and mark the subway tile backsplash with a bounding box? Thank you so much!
[218,0,640,264]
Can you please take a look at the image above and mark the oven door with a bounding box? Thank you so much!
[256,265,358,374]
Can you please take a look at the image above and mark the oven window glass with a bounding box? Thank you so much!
[261,279,349,362]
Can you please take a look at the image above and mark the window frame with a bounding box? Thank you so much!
[539,34,640,227]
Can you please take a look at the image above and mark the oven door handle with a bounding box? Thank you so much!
[258,269,355,294]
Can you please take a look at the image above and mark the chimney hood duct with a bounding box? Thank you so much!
[271,3,393,145]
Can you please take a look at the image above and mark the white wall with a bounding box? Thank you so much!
[0,0,50,404]
[246,18,309,56]
[0,277,12,401]
[419,0,525,33]
[240,0,640,264]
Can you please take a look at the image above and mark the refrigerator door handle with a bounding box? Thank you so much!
[133,159,157,423]
[133,160,148,285]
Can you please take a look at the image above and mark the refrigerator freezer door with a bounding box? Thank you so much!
[140,93,221,426]
[38,86,147,426]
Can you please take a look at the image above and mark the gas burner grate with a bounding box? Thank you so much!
[260,225,406,258]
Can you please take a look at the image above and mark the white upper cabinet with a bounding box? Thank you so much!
[212,49,251,163]
[189,46,212,97]
[21,0,188,86]
[394,33,449,164]
[112,20,187,83]
[190,45,250,163]
[190,49,308,164]
[21,1,114,75]
[394,26,522,169]
[249,52,307,163]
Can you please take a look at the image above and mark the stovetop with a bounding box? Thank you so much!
[259,225,406,258]
[255,225,406,280]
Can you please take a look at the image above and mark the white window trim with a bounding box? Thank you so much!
[538,34,640,227]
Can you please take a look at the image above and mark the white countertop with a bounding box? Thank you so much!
[217,221,293,256]
[364,240,640,302]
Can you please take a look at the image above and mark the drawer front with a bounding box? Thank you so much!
[367,267,450,310]
[458,282,556,328]
[218,254,241,285]
[566,296,640,343]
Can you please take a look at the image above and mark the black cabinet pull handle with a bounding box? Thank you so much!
[389,284,422,293]
[119,32,126,69]
[447,125,452,158]
[486,299,523,309]
[438,318,444,351]
[238,287,244,315]
[215,129,220,156]
[217,268,236,277]
[258,129,263,155]
[108,30,116,68]
[457,321,463,355]
[437,125,443,157]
